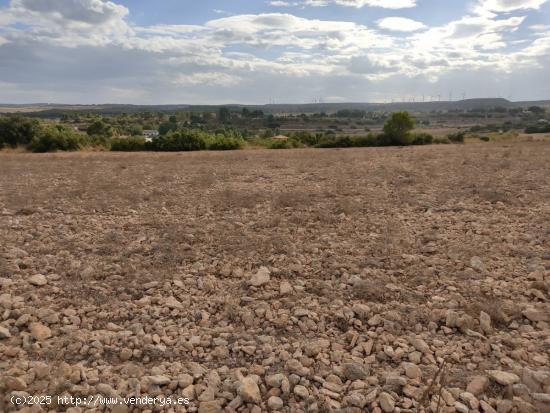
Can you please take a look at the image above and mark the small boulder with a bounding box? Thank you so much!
[487,370,520,386]
[249,267,270,287]
[238,377,261,403]
[29,274,47,286]
[29,322,52,341]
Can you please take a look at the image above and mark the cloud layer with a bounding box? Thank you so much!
[0,0,548,103]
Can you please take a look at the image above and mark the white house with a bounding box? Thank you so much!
[143,130,159,138]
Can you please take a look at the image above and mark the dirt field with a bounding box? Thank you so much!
[1,143,549,413]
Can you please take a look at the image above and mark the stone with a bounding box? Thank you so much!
[267,396,284,410]
[379,392,395,412]
[342,362,368,381]
[522,309,548,322]
[149,375,171,385]
[496,399,513,413]
[487,370,520,386]
[480,311,492,335]
[29,322,52,341]
[238,377,261,403]
[0,326,11,339]
[455,401,469,413]
[198,400,223,413]
[165,296,183,309]
[279,281,293,295]
[5,376,27,391]
[480,400,497,413]
[467,376,488,396]
[352,303,370,318]
[266,374,286,388]
[402,362,421,379]
[249,267,270,287]
[410,337,430,354]
[470,256,484,271]
[29,274,48,286]
[293,385,309,399]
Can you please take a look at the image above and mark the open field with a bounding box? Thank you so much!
[0,143,549,412]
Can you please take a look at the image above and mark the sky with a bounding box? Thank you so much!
[0,0,549,104]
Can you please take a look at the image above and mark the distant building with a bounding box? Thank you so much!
[272,135,289,141]
[143,130,159,138]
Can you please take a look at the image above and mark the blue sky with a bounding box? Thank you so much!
[0,0,549,104]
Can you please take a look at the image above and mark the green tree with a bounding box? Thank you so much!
[86,120,113,137]
[219,107,230,123]
[0,116,40,148]
[127,124,143,136]
[159,121,178,136]
[383,111,415,145]
[153,129,207,151]
[27,125,84,152]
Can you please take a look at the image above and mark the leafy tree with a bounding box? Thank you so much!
[27,125,84,152]
[169,115,178,123]
[86,120,113,137]
[528,106,545,114]
[382,111,415,145]
[219,107,230,123]
[159,121,178,136]
[0,116,40,148]
[127,124,143,136]
[153,129,207,151]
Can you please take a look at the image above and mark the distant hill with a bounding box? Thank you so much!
[1,98,549,117]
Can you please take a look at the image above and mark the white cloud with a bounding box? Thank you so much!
[474,0,548,14]
[173,72,242,87]
[377,17,427,31]
[0,0,548,103]
[12,0,129,25]
[305,0,416,8]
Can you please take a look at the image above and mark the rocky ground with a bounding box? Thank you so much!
[0,143,549,413]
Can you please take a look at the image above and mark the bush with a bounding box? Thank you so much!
[448,131,466,143]
[383,112,415,145]
[525,124,550,134]
[267,138,302,149]
[433,137,451,144]
[110,137,148,151]
[152,129,207,151]
[0,116,40,148]
[87,120,113,137]
[207,135,244,150]
[411,132,434,145]
[27,125,84,152]
[479,136,490,142]
[316,134,378,148]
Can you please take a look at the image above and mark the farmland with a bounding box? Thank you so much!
[0,143,548,412]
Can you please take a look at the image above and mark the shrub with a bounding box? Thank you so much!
[267,138,302,149]
[152,129,207,151]
[383,112,415,145]
[525,124,550,134]
[411,132,434,145]
[0,116,40,148]
[316,134,378,148]
[27,125,84,152]
[433,137,451,144]
[86,120,113,137]
[110,137,148,151]
[448,131,466,143]
[207,135,244,150]
[479,136,490,142]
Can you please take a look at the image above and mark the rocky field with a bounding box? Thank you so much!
[0,143,549,413]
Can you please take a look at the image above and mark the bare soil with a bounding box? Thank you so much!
[0,143,549,412]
